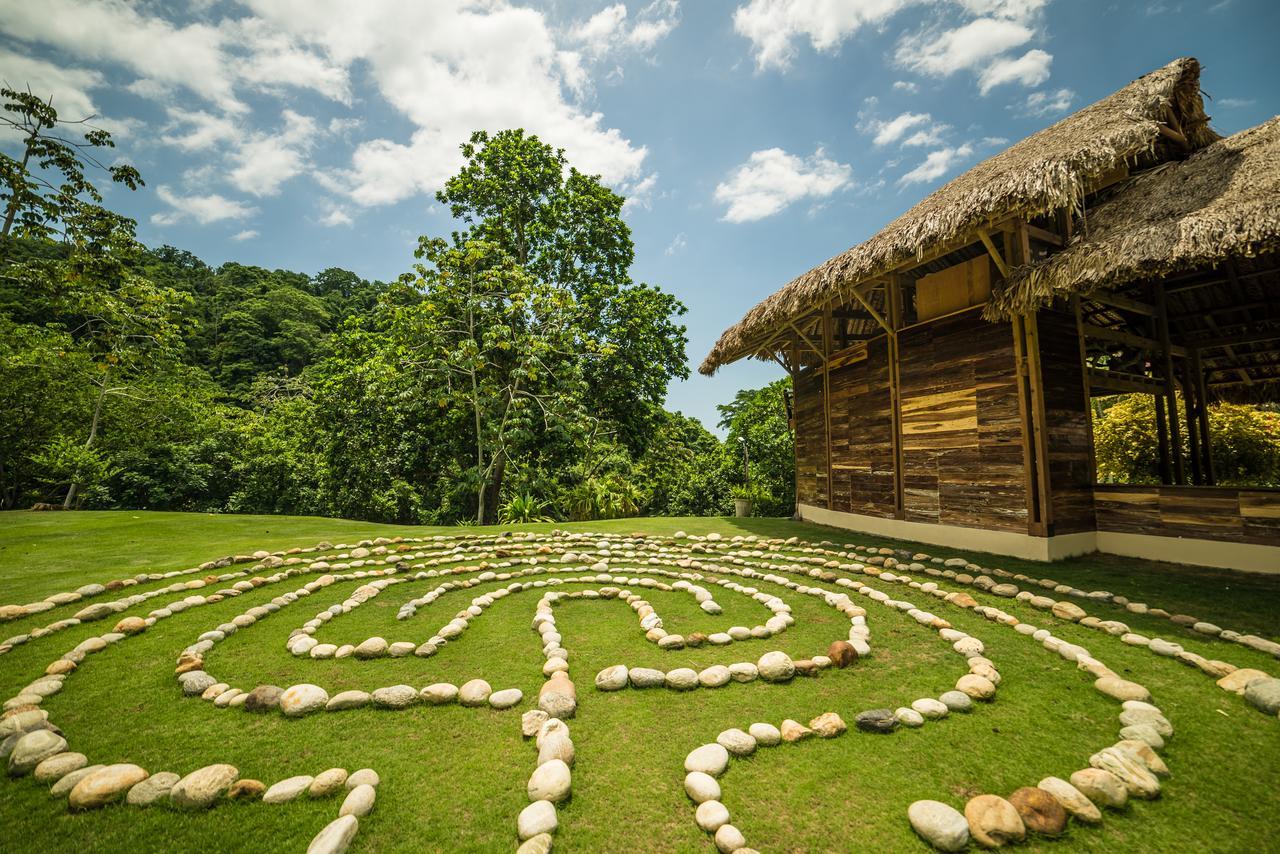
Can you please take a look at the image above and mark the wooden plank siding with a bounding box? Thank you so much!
[793,367,828,507]
[1037,306,1097,533]
[1095,485,1280,546]
[898,311,1029,532]
[828,337,896,517]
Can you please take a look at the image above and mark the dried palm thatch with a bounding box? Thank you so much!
[985,116,1280,319]
[700,57,1218,375]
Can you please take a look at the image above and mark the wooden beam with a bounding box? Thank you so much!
[1154,283,1185,485]
[887,275,905,519]
[977,229,1011,278]
[1081,322,1189,357]
[1087,368,1165,396]
[788,321,822,358]
[1023,222,1065,248]
[1185,329,1280,350]
[1024,310,1054,529]
[1191,347,1216,485]
[1086,291,1157,317]
[849,283,892,334]
[1157,123,1189,148]
[1072,295,1097,480]
[822,305,834,511]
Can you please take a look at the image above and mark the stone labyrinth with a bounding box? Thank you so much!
[2,530,1278,853]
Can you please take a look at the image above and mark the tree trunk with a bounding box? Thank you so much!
[482,452,506,525]
[0,131,38,263]
[65,377,108,510]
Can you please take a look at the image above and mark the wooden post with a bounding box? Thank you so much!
[887,276,905,519]
[1183,365,1203,486]
[1154,392,1172,484]
[1009,221,1051,535]
[1072,295,1097,481]
[1192,347,1216,485]
[822,305,833,510]
[790,338,802,517]
[1154,283,1185,484]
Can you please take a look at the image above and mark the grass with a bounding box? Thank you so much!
[0,510,1277,853]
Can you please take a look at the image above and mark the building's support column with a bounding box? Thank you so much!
[887,276,905,519]
[822,306,833,511]
[1008,222,1051,536]
[1071,295,1098,481]
[1154,282,1185,484]
[1191,347,1216,485]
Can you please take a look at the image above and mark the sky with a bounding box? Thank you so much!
[1,0,1277,435]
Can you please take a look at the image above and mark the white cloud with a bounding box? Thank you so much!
[664,232,687,256]
[902,124,951,146]
[733,0,923,72]
[244,0,652,206]
[319,205,353,227]
[573,4,628,58]
[151,185,257,226]
[896,18,1033,77]
[231,229,259,241]
[978,48,1051,93]
[1021,87,1074,116]
[569,1,680,61]
[623,172,659,212]
[899,144,974,184]
[863,111,932,146]
[228,110,318,196]
[161,108,240,152]
[715,146,852,223]
[892,80,919,93]
[0,48,103,123]
[2,0,242,112]
[1218,97,1255,108]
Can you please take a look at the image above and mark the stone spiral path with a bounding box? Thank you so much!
[1,530,1277,853]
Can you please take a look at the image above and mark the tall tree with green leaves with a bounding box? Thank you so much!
[0,86,142,263]
[718,378,795,517]
[437,129,688,452]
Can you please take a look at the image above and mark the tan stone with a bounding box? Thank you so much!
[69,764,149,810]
[808,712,846,738]
[964,794,1026,847]
[1217,668,1269,695]
[780,719,813,743]
[1008,787,1066,836]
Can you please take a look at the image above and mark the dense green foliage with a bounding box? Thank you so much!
[0,94,795,521]
[1093,394,1280,486]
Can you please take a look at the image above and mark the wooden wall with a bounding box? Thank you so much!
[793,367,828,507]
[1037,307,1097,534]
[898,312,1027,532]
[828,338,895,517]
[1095,485,1280,546]
[792,309,1030,533]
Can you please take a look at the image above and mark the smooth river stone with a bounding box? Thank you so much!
[51,765,106,798]
[171,763,239,808]
[126,771,180,805]
[326,691,371,711]
[685,743,730,777]
[371,685,418,709]
[684,771,721,804]
[1008,786,1067,836]
[340,784,376,817]
[8,730,67,775]
[420,683,458,705]
[307,814,359,854]
[627,667,666,688]
[527,758,571,803]
[1037,776,1102,824]
[1069,768,1128,809]
[489,688,523,709]
[908,800,970,852]
[517,800,558,840]
[595,665,628,691]
[716,728,757,756]
[33,752,88,783]
[310,768,349,797]
[280,684,328,717]
[69,764,149,810]
[261,773,313,804]
[747,723,781,746]
[757,651,795,682]
[964,794,1026,848]
[458,679,492,707]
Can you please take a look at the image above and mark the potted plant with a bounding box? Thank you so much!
[731,483,766,518]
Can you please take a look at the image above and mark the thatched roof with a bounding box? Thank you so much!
[700,57,1218,375]
[986,116,1280,319]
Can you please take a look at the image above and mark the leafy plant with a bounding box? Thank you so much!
[499,492,554,524]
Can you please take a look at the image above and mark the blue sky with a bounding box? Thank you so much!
[2,0,1277,434]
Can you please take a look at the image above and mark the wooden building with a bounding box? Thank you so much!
[701,59,1280,573]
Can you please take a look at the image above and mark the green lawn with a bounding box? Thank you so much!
[0,510,1276,853]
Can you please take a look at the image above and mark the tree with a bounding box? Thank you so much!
[1092,394,1280,486]
[718,378,795,517]
[399,238,589,523]
[437,129,688,453]
[0,86,142,263]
